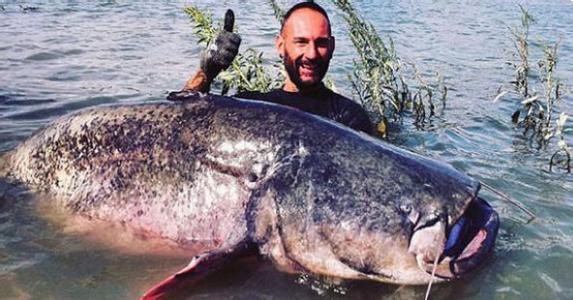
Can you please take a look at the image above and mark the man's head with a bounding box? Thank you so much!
[276,2,335,92]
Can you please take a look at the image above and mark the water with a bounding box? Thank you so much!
[1,0,572,299]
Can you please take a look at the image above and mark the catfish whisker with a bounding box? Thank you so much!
[480,181,536,223]
[424,244,440,300]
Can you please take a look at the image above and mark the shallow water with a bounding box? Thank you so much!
[1,0,572,299]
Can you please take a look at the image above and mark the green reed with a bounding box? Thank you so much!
[330,0,446,137]
[496,6,571,172]
[267,0,285,23]
[507,5,533,99]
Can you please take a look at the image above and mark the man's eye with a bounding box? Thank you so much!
[316,39,330,48]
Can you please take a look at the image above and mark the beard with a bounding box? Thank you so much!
[283,53,329,90]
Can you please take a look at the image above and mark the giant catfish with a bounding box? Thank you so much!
[0,92,499,299]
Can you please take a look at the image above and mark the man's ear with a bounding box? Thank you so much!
[328,36,336,60]
[276,34,285,59]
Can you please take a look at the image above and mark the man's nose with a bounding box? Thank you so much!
[304,42,318,60]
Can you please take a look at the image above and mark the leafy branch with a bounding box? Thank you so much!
[495,5,571,173]
[330,0,446,137]
[268,0,285,23]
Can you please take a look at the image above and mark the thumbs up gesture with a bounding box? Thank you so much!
[200,10,242,81]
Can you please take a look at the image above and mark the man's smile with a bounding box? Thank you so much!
[299,61,319,77]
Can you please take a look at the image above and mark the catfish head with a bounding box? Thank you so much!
[249,136,499,285]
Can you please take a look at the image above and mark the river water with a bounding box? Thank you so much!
[1,0,572,299]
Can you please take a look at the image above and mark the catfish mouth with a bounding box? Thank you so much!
[419,197,499,279]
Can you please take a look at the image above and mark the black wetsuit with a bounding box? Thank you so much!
[235,86,373,134]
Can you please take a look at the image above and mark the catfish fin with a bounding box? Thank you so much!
[141,240,256,300]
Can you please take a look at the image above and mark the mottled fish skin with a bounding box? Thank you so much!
[1,93,480,284]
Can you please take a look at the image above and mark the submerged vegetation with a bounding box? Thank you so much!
[496,5,571,172]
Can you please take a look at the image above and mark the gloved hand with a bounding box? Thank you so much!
[200,9,241,81]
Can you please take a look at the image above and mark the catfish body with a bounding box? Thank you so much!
[0,93,498,288]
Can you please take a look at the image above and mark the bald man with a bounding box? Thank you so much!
[181,2,372,134]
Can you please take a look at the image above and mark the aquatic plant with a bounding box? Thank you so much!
[495,5,571,173]
[267,0,285,23]
[183,6,217,45]
[330,0,447,137]
[550,113,571,173]
[183,6,283,95]
[507,5,533,99]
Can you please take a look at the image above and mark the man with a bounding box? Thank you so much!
[181,2,373,134]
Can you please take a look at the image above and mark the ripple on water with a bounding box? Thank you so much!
[46,72,82,82]
[25,48,85,62]
[0,97,56,106]
[4,95,123,122]
[25,52,64,61]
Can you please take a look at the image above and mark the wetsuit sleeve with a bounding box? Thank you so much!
[330,96,374,135]
[342,105,374,134]
[234,91,265,101]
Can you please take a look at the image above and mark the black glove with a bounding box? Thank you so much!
[200,9,241,81]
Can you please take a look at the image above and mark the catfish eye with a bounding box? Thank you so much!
[248,173,259,182]
[400,204,420,225]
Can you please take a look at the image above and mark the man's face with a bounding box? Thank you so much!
[276,8,335,90]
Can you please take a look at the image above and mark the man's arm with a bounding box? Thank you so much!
[183,10,241,93]
[345,108,374,135]
[328,92,374,135]
[183,69,212,93]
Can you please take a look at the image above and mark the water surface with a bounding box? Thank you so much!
[1,1,572,299]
